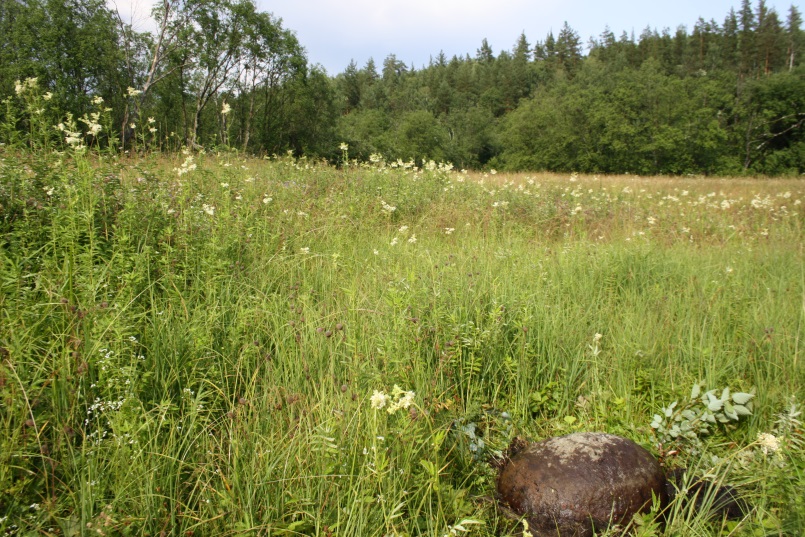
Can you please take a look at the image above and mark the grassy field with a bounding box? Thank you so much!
[1,145,804,536]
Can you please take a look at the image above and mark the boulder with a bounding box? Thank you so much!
[497,432,667,537]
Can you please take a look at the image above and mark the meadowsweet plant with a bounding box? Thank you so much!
[1,112,803,537]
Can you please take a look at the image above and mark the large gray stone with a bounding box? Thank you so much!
[497,432,667,537]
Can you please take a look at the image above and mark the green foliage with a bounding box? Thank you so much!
[1,60,805,537]
[650,383,755,450]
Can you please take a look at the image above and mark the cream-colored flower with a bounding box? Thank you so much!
[127,87,142,97]
[370,390,388,410]
[757,432,780,455]
[221,102,231,115]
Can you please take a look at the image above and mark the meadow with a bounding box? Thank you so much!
[1,139,804,536]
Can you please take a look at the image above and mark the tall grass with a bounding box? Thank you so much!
[1,88,804,535]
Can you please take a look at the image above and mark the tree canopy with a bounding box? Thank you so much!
[1,0,803,174]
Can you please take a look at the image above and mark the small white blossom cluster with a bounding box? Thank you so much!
[175,155,197,176]
[370,385,416,414]
[14,77,38,95]
[380,199,397,214]
[757,432,780,455]
[55,120,83,148]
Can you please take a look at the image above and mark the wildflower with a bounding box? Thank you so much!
[381,200,397,214]
[14,80,24,95]
[220,182,229,188]
[148,117,156,124]
[262,196,272,204]
[339,142,349,151]
[299,247,310,254]
[647,216,657,225]
[202,204,215,216]
[390,237,399,246]
[522,519,534,537]
[127,87,142,97]
[757,432,780,455]
[92,95,104,105]
[407,234,417,244]
[43,92,53,101]
[398,225,409,233]
[129,123,136,130]
[593,333,602,343]
[370,390,388,410]
[221,102,231,115]
[175,156,196,176]
[149,127,157,133]
[373,249,379,255]
[445,228,455,235]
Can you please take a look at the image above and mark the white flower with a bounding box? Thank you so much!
[148,117,156,124]
[444,228,455,235]
[398,225,409,233]
[129,123,136,130]
[15,80,24,95]
[407,234,417,244]
[370,390,388,410]
[593,333,602,343]
[127,87,142,97]
[299,247,310,254]
[262,196,272,204]
[43,92,53,101]
[757,432,780,455]
[220,182,229,188]
[390,237,399,246]
[221,102,231,115]
[92,95,104,105]
[149,127,157,133]
[339,142,349,151]
[202,204,215,216]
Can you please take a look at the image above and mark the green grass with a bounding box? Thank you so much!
[1,145,804,536]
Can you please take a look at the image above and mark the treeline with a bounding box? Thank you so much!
[1,0,803,175]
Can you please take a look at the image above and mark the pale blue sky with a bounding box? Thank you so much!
[112,0,801,75]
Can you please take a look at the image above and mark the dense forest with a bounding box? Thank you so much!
[1,0,803,175]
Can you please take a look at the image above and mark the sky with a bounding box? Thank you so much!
[110,0,801,76]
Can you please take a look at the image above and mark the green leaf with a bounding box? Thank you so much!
[564,415,577,425]
[732,392,754,405]
[733,404,752,416]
